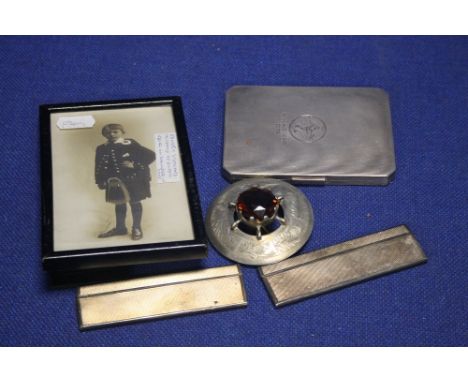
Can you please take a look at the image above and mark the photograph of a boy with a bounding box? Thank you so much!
[95,123,156,240]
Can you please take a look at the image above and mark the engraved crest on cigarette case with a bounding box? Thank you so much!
[289,114,327,143]
[205,178,313,266]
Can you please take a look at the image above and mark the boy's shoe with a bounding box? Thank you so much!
[132,228,143,240]
[98,227,128,238]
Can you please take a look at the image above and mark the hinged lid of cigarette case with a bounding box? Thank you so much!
[223,86,396,186]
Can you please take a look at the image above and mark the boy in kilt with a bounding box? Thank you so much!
[95,124,156,240]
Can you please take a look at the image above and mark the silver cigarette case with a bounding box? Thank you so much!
[223,86,396,185]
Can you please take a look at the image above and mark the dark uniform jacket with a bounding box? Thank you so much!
[95,139,156,202]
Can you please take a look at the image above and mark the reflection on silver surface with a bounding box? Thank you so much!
[259,225,427,306]
[224,86,395,185]
[77,265,247,330]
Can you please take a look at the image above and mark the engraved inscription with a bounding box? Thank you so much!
[274,112,291,145]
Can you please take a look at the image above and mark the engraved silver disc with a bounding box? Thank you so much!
[205,178,314,266]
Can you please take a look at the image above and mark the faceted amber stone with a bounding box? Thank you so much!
[236,187,279,222]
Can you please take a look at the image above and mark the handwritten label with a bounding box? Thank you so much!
[154,133,181,183]
[57,115,95,129]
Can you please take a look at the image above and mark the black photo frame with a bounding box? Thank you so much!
[40,97,207,272]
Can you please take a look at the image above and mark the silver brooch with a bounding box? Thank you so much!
[205,178,314,266]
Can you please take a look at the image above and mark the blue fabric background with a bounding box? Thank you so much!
[0,36,466,346]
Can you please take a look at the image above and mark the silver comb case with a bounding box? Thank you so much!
[77,265,247,330]
[259,225,427,306]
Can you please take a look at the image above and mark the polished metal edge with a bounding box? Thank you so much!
[79,265,241,297]
[77,265,247,330]
[260,225,410,276]
[259,225,427,307]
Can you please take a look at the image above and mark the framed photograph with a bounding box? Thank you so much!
[40,97,207,271]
